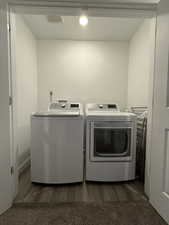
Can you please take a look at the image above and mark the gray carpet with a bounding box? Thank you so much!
[0,202,167,225]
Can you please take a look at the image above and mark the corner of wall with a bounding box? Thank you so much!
[15,14,38,172]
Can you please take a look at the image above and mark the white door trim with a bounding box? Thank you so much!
[8,11,19,199]
[0,1,14,214]
[8,0,157,10]
[144,17,157,197]
[149,1,169,223]
[9,1,156,18]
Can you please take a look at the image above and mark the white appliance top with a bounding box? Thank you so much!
[86,103,135,118]
[33,102,83,117]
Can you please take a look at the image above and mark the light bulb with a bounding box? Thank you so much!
[79,15,88,26]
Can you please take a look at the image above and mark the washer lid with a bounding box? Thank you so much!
[33,101,83,117]
[32,110,80,117]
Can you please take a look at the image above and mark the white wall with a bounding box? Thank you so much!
[37,40,129,110]
[15,15,38,170]
[127,18,156,197]
[127,19,154,108]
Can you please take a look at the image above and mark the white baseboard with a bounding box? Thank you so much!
[18,154,30,175]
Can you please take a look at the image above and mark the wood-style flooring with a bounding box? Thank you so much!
[15,167,147,203]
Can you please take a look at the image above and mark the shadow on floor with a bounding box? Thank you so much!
[15,167,147,204]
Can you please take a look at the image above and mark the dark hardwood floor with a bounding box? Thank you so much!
[15,167,147,203]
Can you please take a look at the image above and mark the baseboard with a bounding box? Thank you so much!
[18,154,30,175]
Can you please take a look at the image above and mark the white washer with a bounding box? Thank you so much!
[31,102,84,184]
[85,103,137,182]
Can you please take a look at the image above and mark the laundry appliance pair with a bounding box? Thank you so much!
[31,102,137,184]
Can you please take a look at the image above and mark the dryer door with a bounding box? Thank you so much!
[90,121,134,162]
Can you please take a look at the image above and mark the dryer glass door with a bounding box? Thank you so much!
[90,121,133,162]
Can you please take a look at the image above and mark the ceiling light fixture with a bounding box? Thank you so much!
[79,15,88,26]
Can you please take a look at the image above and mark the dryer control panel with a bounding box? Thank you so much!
[70,103,79,108]
[87,103,120,112]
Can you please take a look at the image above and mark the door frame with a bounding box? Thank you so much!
[6,0,157,200]
[0,1,14,214]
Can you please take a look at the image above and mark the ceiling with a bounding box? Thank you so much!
[11,0,160,3]
[23,15,144,41]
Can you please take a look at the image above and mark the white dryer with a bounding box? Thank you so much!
[31,102,84,184]
[85,103,137,182]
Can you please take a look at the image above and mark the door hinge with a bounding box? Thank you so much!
[10,166,14,175]
[7,23,11,32]
[9,96,12,106]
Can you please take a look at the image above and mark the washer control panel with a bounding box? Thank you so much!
[48,102,80,111]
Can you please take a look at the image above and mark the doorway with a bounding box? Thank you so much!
[9,5,156,205]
